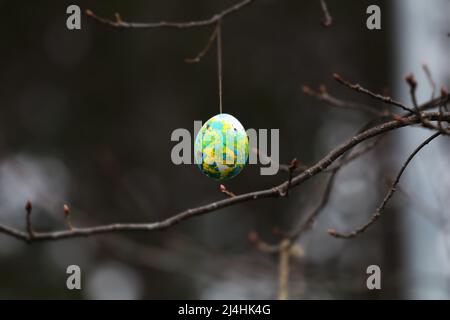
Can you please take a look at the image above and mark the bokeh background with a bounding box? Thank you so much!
[0,0,449,299]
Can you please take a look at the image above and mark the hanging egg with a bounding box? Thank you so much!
[194,113,249,181]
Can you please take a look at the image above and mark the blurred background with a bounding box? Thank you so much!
[0,0,448,299]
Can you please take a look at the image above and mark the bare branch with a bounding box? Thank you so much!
[248,231,281,254]
[185,24,219,63]
[25,201,33,240]
[325,134,385,172]
[85,0,254,29]
[281,159,299,197]
[63,204,74,230]
[405,73,419,109]
[219,184,236,198]
[333,73,416,113]
[329,131,442,239]
[422,63,436,99]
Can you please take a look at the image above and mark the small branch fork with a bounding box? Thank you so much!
[333,73,416,113]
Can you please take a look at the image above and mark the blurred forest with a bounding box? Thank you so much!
[0,0,449,299]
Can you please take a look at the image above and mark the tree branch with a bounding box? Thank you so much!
[325,134,385,172]
[0,110,448,243]
[302,85,385,116]
[85,0,254,29]
[422,63,436,99]
[405,73,419,109]
[333,73,416,113]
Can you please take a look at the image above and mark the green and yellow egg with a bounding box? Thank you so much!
[194,113,249,181]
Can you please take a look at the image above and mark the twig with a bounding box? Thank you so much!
[302,85,384,116]
[25,201,33,240]
[249,111,445,299]
[283,159,299,197]
[286,117,392,240]
[333,73,416,113]
[329,131,441,239]
[403,72,438,129]
[0,111,449,243]
[405,73,419,109]
[325,134,385,172]
[248,231,281,254]
[319,0,333,27]
[422,63,436,99]
[216,20,223,114]
[219,184,236,197]
[254,147,307,175]
[64,204,74,230]
[185,25,219,63]
[85,0,254,29]
[439,87,450,134]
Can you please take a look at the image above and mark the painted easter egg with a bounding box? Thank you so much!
[194,113,249,181]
